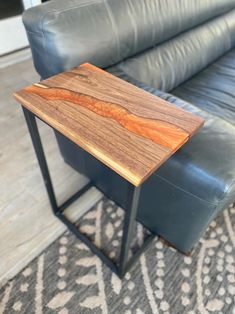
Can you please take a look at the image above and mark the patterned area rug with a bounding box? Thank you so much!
[0,198,235,314]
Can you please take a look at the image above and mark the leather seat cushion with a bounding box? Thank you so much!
[108,68,235,207]
[172,48,235,126]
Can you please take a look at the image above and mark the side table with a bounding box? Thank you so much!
[14,63,204,278]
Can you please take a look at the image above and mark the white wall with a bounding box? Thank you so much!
[22,0,41,10]
[0,16,28,55]
[0,0,41,56]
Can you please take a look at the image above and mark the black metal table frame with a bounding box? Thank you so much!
[23,107,155,278]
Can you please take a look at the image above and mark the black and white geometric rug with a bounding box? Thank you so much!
[0,199,234,314]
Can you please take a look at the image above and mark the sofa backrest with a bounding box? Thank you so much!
[110,9,235,92]
[23,0,235,78]
[23,0,235,80]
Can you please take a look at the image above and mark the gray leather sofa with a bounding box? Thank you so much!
[23,0,235,253]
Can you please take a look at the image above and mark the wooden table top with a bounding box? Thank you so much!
[14,63,204,186]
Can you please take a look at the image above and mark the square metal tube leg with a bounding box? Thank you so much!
[118,184,141,277]
[22,107,153,278]
[22,107,58,214]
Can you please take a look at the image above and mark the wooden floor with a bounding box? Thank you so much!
[0,59,102,287]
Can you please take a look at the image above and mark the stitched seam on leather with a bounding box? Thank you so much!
[224,179,235,196]
[217,179,235,206]
[42,0,101,16]
[25,30,43,36]
[153,173,218,206]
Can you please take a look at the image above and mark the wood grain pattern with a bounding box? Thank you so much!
[14,63,204,186]
[24,84,189,150]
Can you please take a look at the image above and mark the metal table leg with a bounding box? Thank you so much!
[23,107,155,278]
[23,107,58,214]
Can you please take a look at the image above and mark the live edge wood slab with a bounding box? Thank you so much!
[14,63,204,186]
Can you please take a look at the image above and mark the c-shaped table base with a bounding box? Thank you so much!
[23,107,155,278]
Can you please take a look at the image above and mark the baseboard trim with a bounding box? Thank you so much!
[0,48,31,69]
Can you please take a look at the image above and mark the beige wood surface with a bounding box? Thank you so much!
[14,63,204,186]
